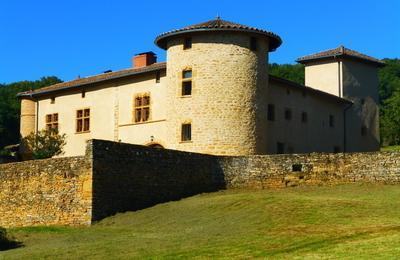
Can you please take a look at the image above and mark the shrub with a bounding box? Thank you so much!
[21,129,67,159]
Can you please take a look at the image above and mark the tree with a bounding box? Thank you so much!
[269,63,305,85]
[380,90,400,146]
[0,76,62,149]
[21,129,66,159]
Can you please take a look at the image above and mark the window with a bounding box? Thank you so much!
[329,115,335,127]
[277,142,285,154]
[361,125,367,136]
[301,111,308,123]
[45,113,58,131]
[183,37,192,50]
[182,69,192,96]
[134,94,150,123]
[50,97,55,104]
[181,123,192,141]
[292,164,302,172]
[155,71,161,83]
[284,108,292,121]
[82,91,86,98]
[76,108,90,133]
[267,104,275,121]
[250,37,257,51]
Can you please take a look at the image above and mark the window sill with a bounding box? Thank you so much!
[75,131,90,135]
[180,95,192,98]
[119,119,166,127]
[179,140,193,144]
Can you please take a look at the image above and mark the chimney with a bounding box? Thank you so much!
[133,52,157,68]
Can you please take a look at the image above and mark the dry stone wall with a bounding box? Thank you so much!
[0,139,399,227]
[220,152,400,189]
[0,156,92,228]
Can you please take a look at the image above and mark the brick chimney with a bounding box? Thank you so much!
[133,52,157,68]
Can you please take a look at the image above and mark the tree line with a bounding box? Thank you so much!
[0,59,399,149]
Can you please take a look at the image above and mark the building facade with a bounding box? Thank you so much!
[18,18,384,157]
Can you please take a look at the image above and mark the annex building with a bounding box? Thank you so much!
[18,18,384,157]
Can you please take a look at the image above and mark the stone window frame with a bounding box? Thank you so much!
[181,121,192,142]
[181,68,193,97]
[76,108,90,133]
[133,93,151,123]
[45,113,59,131]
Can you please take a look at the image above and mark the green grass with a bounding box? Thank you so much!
[2,184,400,259]
[381,145,400,151]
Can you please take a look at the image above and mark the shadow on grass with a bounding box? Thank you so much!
[267,225,400,256]
[0,239,23,251]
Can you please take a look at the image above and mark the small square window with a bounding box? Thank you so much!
[329,115,335,127]
[181,123,192,141]
[285,108,292,121]
[301,112,308,123]
[183,37,192,50]
[250,37,257,51]
[183,70,192,79]
[267,104,275,121]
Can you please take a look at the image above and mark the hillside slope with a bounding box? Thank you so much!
[2,184,400,259]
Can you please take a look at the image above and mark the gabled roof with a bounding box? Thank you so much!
[18,62,166,97]
[155,18,282,51]
[269,75,352,105]
[296,46,385,67]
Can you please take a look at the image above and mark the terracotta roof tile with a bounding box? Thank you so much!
[18,62,166,97]
[155,18,282,51]
[296,46,385,67]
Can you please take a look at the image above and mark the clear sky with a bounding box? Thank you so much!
[1,0,399,84]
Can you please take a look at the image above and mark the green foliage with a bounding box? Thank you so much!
[380,91,400,145]
[269,63,305,85]
[378,59,400,102]
[0,77,62,149]
[22,129,66,159]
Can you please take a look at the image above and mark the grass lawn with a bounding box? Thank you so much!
[1,184,400,259]
[381,145,400,151]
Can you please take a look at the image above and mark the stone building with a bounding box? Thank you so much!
[18,18,385,157]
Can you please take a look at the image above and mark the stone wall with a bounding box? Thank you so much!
[1,139,399,227]
[89,140,224,221]
[220,152,400,189]
[0,156,92,228]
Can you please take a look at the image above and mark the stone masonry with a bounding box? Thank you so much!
[0,139,399,227]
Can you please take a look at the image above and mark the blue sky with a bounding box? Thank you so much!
[1,0,399,84]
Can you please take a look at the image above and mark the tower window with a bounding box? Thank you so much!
[183,37,192,50]
[267,104,275,121]
[76,108,90,133]
[45,113,58,131]
[182,69,192,96]
[250,37,257,51]
[155,71,161,83]
[301,112,308,123]
[134,94,150,123]
[181,123,192,141]
[285,108,292,121]
[329,115,335,127]
[50,97,55,104]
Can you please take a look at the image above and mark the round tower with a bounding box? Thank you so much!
[155,18,281,155]
[20,98,36,138]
